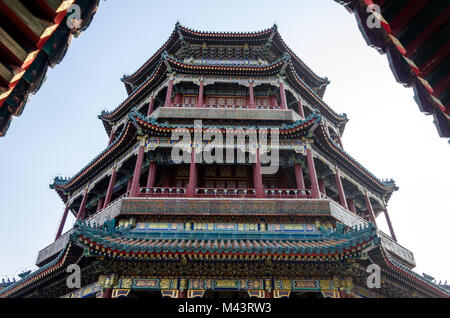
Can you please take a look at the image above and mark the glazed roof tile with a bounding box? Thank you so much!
[72,219,378,257]
[123,23,329,94]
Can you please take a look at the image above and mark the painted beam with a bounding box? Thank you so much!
[0,27,39,69]
[35,0,73,22]
[0,0,57,49]
[0,62,24,87]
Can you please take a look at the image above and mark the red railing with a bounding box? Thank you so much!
[202,104,248,109]
[170,104,281,110]
[172,104,197,108]
[265,189,312,199]
[139,187,187,197]
[256,105,281,110]
[195,188,256,198]
[137,187,313,199]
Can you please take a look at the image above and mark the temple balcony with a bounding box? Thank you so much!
[139,187,312,199]
[171,104,282,110]
[150,106,302,122]
[36,193,415,270]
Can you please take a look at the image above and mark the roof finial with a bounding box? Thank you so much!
[272,23,278,31]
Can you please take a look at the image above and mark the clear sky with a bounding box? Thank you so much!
[0,0,448,283]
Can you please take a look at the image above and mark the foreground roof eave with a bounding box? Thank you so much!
[334,0,450,138]
[0,0,101,138]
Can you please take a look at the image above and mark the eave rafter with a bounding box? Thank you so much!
[0,0,101,137]
[335,0,450,138]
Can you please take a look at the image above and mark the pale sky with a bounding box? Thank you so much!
[0,0,448,284]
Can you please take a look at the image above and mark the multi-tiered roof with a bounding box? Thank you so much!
[1,24,447,299]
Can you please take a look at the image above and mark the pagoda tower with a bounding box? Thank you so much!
[1,24,448,298]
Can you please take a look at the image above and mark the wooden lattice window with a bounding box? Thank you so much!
[183,95,197,105]
[206,96,246,107]
[256,97,269,107]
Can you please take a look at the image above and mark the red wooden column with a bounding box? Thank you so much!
[264,291,273,298]
[347,198,356,213]
[248,80,256,109]
[147,96,155,116]
[164,76,174,107]
[186,149,198,197]
[294,163,305,191]
[174,93,182,105]
[269,95,278,108]
[339,290,348,298]
[197,79,204,107]
[178,290,187,298]
[335,169,348,209]
[130,145,145,197]
[318,178,326,195]
[179,279,188,298]
[297,99,305,118]
[253,149,265,198]
[108,130,115,146]
[279,79,288,110]
[55,203,70,240]
[336,134,344,149]
[384,208,397,241]
[76,189,89,220]
[101,288,112,298]
[126,178,132,192]
[306,148,320,199]
[264,279,273,298]
[96,197,104,212]
[364,191,377,226]
[146,162,157,189]
[103,167,117,209]
[163,168,173,187]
